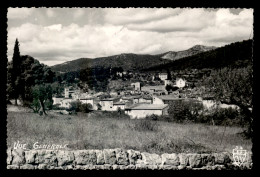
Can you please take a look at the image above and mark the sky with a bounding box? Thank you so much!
[7,8,254,66]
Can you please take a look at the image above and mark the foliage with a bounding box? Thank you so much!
[201,66,253,137]
[7,44,56,105]
[145,39,253,71]
[8,38,21,105]
[31,84,53,115]
[196,107,244,126]
[79,103,93,113]
[133,119,158,132]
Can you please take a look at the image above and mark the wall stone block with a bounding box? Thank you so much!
[74,150,97,165]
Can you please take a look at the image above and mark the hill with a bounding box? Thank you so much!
[144,40,253,72]
[51,54,170,72]
[158,45,216,61]
[51,45,217,72]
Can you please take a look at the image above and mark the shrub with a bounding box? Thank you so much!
[146,114,159,121]
[196,107,243,126]
[79,103,93,113]
[133,119,158,132]
[68,101,81,112]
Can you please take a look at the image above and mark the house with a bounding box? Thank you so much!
[175,78,186,88]
[164,79,172,86]
[79,97,94,107]
[99,97,120,111]
[125,104,169,119]
[60,98,73,108]
[131,82,141,91]
[113,101,132,111]
[52,97,64,105]
[153,95,185,105]
[141,85,166,94]
[64,87,80,98]
[159,73,168,81]
[133,95,152,104]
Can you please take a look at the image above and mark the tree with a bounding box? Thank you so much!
[31,84,53,115]
[201,66,253,137]
[167,69,172,80]
[10,39,22,105]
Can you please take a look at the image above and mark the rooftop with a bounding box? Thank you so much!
[156,95,185,101]
[126,104,168,110]
[113,101,127,105]
[100,97,120,101]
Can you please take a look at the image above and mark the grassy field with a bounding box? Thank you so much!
[7,107,252,154]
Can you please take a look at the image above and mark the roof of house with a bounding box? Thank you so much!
[126,104,168,110]
[113,101,127,105]
[100,97,119,101]
[141,85,166,91]
[79,97,94,100]
[156,95,185,101]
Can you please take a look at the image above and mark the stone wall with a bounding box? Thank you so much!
[7,148,252,170]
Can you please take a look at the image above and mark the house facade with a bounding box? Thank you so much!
[125,104,169,119]
[159,73,168,80]
[99,97,120,111]
[175,78,186,88]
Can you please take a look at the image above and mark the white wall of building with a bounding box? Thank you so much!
[176,78,186,88]
[125,109,164,119]
[113,104,126,111]
[100,100,114,111]
[80,99,94,107]
[52,97,64,105]
[152,96,164,104]
[159,74,167,80]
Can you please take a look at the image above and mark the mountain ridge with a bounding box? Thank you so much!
[51,44,217,72]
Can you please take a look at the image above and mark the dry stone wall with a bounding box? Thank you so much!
[7,148,252,170]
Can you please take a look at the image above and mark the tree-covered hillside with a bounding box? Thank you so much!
[144,40,253,72]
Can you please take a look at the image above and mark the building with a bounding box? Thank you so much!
[79,97,94,107]
[59,98,73,108]
[131,82,141,91]
[99,97,120,111]
[125,104,169,119]
[52,97,64,105]
[153,95,185,104]
[141,85,166,94]
[175,78,186,88]
[164,79,172,86]
[113,101,132,111]
[65,87,80,98]
[159,73,168,81]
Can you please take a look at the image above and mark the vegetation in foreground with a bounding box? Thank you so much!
[7,110,252,155]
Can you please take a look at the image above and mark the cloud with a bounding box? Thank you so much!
[7,8,253,66]
[8,8,34,19]
[73,9,85,18]
[104,8,182,25]
[46,9,56,17]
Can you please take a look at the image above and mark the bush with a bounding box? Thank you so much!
[133,119,158,132]
[146,114,159,121]
[196,107,243,126]
[68,101,82,112]
[79,103,93,113]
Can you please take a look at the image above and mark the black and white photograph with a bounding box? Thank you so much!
[5,8,254,170]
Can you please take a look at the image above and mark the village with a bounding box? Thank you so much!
[52,72,237,118]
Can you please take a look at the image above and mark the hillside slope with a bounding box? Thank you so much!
[144,40,253,72]
[51,54,170,72]
[51,45,217,72]
[159,45,216,61]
